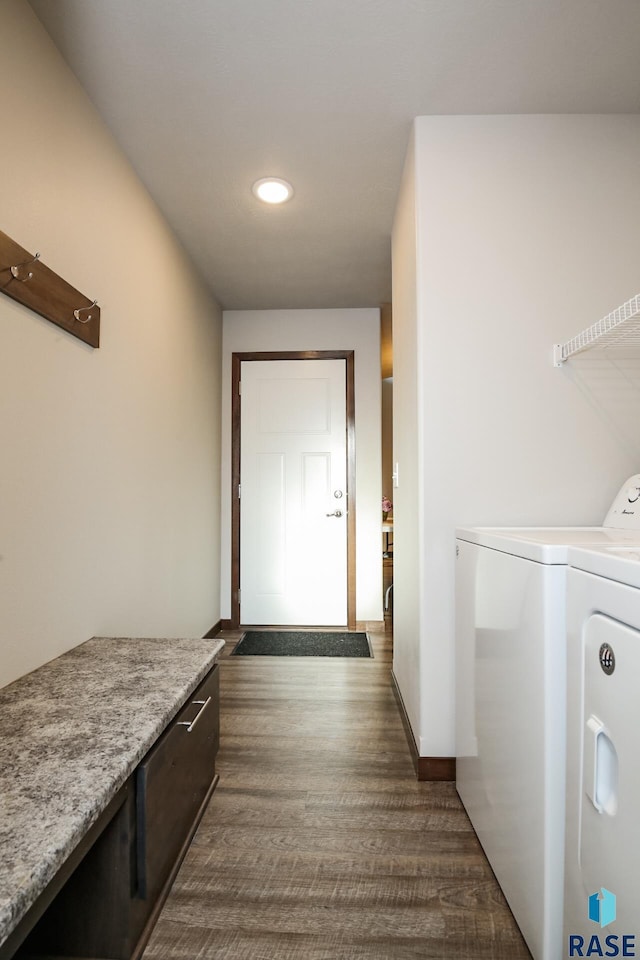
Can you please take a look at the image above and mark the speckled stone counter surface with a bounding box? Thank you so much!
[0,635,224,951]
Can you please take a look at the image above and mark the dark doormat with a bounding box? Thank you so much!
[231,631,372,658]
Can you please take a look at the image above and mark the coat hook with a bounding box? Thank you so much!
[73,300,98,324]
[10,252,40,282]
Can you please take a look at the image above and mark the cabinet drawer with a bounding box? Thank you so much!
[136,665,219,900]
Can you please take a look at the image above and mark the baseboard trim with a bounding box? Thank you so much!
[416,755,456,781]
[202,620,222,639]
[390,671,456,782]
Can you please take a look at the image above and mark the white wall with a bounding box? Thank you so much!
[221,309,382,623]
[0,1,222,687]
[391,132,422,736]
[393,115,640,756]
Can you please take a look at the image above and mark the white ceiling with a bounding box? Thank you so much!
[29,0,640,310]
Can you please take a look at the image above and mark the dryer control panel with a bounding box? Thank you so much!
[603,474,640,528]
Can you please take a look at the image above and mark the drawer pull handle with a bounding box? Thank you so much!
[177,696,212,732]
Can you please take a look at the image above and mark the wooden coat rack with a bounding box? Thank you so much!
[0,228,100,347]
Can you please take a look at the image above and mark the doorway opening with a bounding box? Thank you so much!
[380,303,394,631]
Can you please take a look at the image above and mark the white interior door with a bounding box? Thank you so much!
[240,359,348,625]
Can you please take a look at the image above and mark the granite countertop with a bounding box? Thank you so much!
[0,635,224,950]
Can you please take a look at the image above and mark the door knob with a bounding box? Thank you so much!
[326,509,343,518]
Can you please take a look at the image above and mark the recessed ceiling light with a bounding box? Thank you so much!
[252,177,294,204]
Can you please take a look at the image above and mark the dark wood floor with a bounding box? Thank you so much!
[142,606,531,960]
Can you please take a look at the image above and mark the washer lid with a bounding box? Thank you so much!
[568,544,640,587]
[455,527,640,564]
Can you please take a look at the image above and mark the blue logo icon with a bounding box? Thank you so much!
[568,889,635,956]
[589,888,617,928]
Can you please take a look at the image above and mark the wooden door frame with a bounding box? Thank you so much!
[231,350,356,630]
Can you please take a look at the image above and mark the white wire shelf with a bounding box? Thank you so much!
[553,293,640,366]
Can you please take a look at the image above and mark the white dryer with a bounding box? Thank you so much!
[564,542,640,946]
[455,475,640,960]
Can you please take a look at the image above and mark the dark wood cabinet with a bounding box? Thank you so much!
[15,664,220,960]
[137,665,219,902]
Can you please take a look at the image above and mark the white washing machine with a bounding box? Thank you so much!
[455,475,640,960]
[564,542,640,947]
